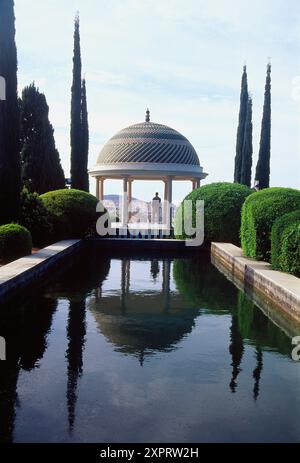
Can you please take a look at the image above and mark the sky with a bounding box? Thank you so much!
[14,0,300,202]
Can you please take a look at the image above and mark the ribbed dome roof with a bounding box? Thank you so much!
[97,121,200,166]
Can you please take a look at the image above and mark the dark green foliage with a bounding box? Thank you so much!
[0,224,32,261]
[255,63,271,189]
[240,97,253,187]
[271,210,300,269]
[19,188,53,247]
[80,79,89,192]
[241,187,300,261]
[70,16,89,191]
[234,66,248,183]
[174,182,252,245]
[40,189,101,240]
[0,0,21,224]
[70,15,82,190]
[20,83,65,194]
[278,222,300,277]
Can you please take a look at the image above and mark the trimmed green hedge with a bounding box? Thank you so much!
[40,189,101,240]
[19,188,53,247]
[241,187,300,261]
[0,224,32,260]
[174,182,252,245]
[271,210,300,269]
[278,222,300,277]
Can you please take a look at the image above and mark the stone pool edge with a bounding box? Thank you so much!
[211,242,300,324]
[0,240,82,302]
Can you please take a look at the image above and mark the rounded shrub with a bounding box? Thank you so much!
[241,187,300,262]
[19,188,53,247]
[40,189,102,240]
[174,182,252,245]
[278,222,300,277]
[0,224,32,261]
[271,210,300,269]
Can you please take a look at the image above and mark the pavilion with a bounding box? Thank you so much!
[89,110,208,230]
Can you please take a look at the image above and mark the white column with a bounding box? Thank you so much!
[167,176,173,230]
[192,179,200,190]
[99,178,105,201]
[163,179,168,224]
[122,177,128,226]
[96,177,100,200]
[128,179,133,220]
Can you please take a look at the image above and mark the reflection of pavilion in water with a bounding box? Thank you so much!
[0,252,293,442]
[89,259,200,366]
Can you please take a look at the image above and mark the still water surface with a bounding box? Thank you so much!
[0,250,299,443]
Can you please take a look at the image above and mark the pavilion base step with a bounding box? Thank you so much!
[110,228,175,239]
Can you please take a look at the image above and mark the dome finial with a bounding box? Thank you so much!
[145,108,150,123]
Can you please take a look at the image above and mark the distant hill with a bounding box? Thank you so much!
[103,194,176,222]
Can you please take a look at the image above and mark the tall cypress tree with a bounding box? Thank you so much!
[80,78,89,192]
[70,14,83,190]
[234,65,248,183]
[20,83,65,194]
[0,0,21,224]
[240,97,253,187]
[255,63,271,189]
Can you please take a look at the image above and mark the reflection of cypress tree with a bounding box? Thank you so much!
[253,347,263,401]
[138,350,145,368]
[66,300,86,433]
[162,260,171,312]
[236,291,291,356]
[229,314,244,393]
[120,259,128,313]
[0,295,57,442]
[0,363,19,443]
[150,259,160,281]
[19,298,57,370]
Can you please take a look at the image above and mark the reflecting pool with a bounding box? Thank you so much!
[0,249,299,443]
